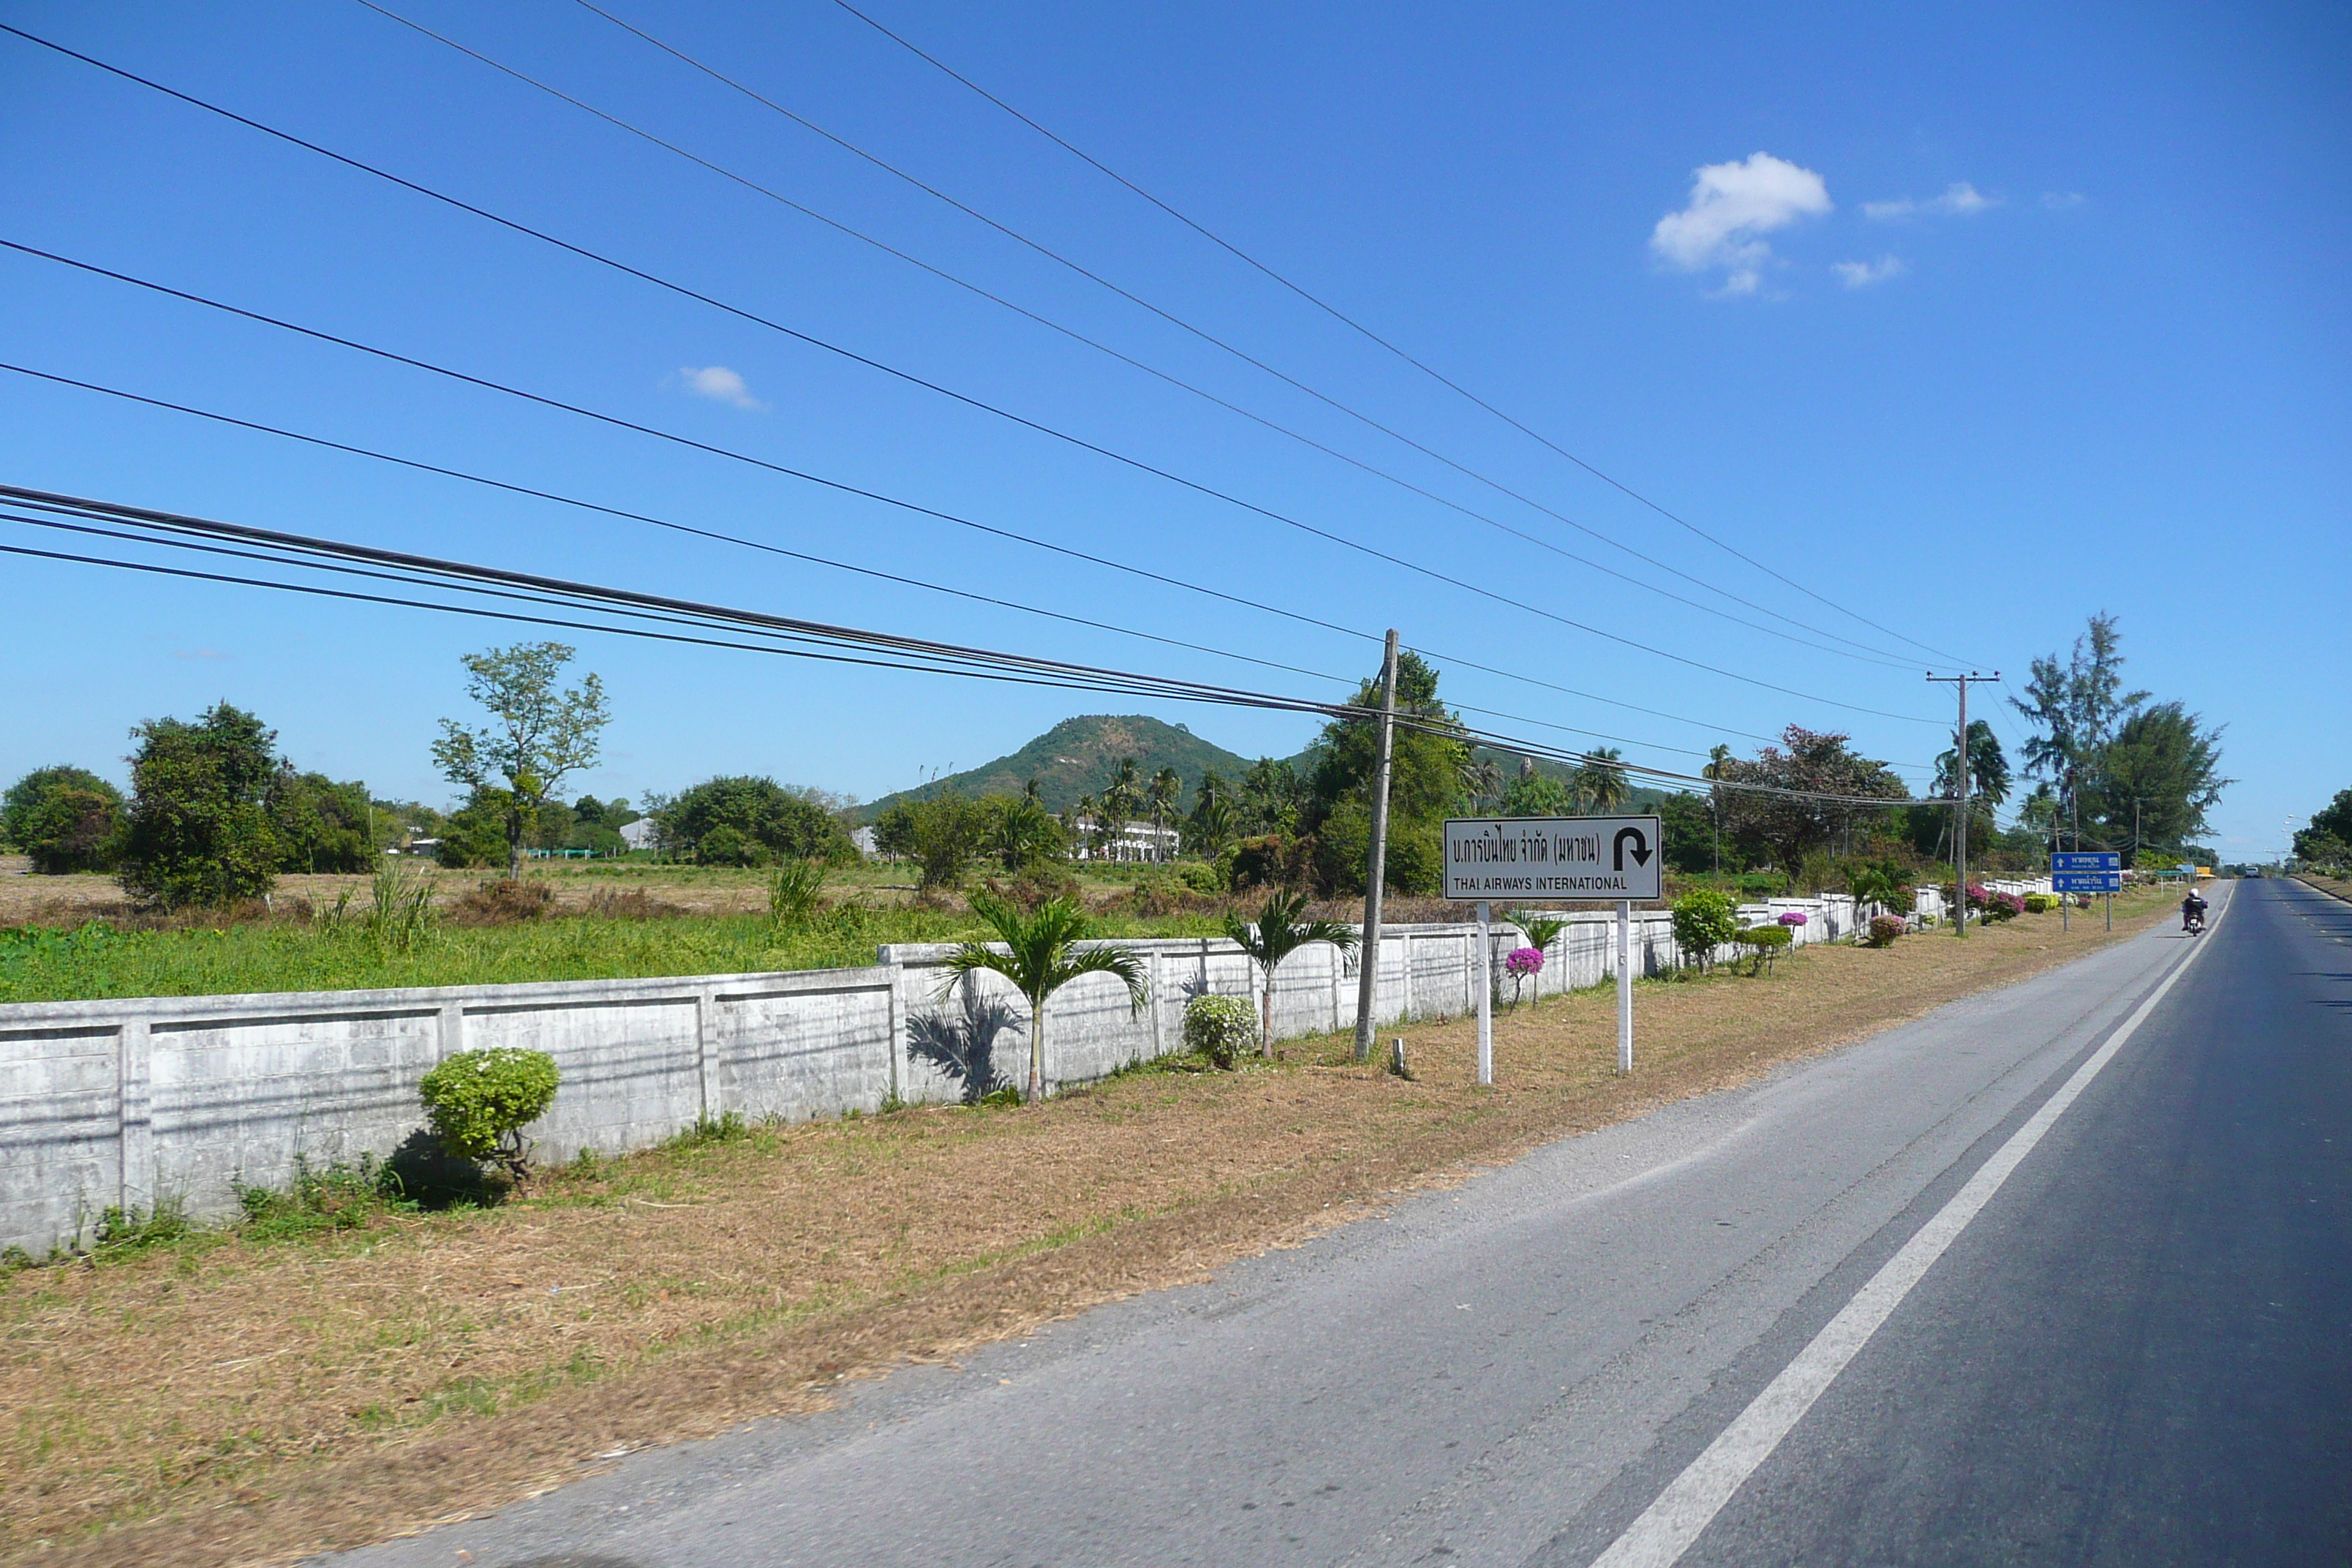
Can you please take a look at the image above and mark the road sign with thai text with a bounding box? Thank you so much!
[1442,815,1662,902]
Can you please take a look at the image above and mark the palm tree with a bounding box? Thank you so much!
[1578,747,1629,813]
[1098,757,1142,859]
[1146,766,1182,863]
[937,892,1148,1101]
[1703,744,1733,874]
[1186,770,1238,859]
[1223,889,1359,1057]
[1066,793,1098,861]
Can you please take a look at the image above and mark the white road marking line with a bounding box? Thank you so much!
[1587,892,2229,1568]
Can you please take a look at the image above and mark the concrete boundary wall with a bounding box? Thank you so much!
[0,900,1857,1256]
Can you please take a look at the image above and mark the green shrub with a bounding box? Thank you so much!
[1735,870,1787,900]
[1178,859,1228,896]
[418,1047,561,1182]
[1182,992,1257,1070]
[664,776,848,867]
[1866,913,1904,947]
[1670,889,1741,971]
[2,766,124,874]
[2023,892,2058,913]
[1735,921,1793,976]
[116,704,283,910]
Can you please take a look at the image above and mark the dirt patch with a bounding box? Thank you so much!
[0,893,2174,1566]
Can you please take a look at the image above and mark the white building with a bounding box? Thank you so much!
[619,818,661,852]
[1066,817,1181,864]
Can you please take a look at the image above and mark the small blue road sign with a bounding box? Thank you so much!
[2052,852,2121,873]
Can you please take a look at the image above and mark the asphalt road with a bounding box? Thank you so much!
[328,878,2351,1568]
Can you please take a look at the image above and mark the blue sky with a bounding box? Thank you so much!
[1,0,2343,855]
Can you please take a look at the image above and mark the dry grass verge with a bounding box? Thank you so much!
[1,892,2173,1566]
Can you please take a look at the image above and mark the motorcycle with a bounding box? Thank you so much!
[2182,907,2207,935]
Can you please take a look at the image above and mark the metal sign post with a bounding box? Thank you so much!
[2053,853,2122,932]
[1444,815,1662,1077]
[1475,901,1493,1086]
[1616,900,1634,1074]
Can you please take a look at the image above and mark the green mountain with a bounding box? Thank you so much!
[859,718,1687,824]
[861,715,1266,820]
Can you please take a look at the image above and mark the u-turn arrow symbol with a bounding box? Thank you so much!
[1613,826,1653,871]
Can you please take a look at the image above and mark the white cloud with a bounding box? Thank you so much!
[1650,152,1833,296]
[1832,255,1907,288]
[679,365,765,410]
[2042,190,2086,211]
[1863,181,1996,220]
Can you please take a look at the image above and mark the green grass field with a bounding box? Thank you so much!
[0,903,1230,1005]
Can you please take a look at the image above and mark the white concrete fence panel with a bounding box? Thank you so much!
[1,901,1858,1256]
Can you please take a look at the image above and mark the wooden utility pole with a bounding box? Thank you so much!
[1352,630,1400,1063]
[1928,671,1998,937]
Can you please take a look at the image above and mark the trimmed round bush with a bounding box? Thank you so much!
[1504,946,1545,976]
[2023,893,2059,913]
[1182,993,1257,1071]
[418,1047,560,1180]
[1738,924,1793,950]
[1867,913,1905,947]
[1670,889,1741,972]
[1777,911,1808,928]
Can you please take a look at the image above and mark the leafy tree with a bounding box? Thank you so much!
[431,642,608,875]
[2009,612,2148,842]
[872,791,987,887]
[2089,701,2231,864]
[2307,788,2352,848]
[438,787,519,869]
[1658,791,1716,874]
[1223,889,1357,1057]
[117,702,283,909]
[936,892,1147,1100]
[1499,766,1575,818]
[2296,788,2352,867]
[1302,651,1468,895]
[2,766,123,874]
[667,776,849,867]
[265,769,382,873]
[1716,727,1910,875]
[1238,757,1307,837]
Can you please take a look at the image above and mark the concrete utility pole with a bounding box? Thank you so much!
[1352,630,1400,1063]
[1928,671,1998,938]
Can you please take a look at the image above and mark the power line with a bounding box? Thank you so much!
[0,235,1948,729]
[489,0,1953,668]
[821,0,1982,669]
[0,20,1924,677]
[300,5,1927,672]
[0,484,1950,810]
[0,357,1854,770]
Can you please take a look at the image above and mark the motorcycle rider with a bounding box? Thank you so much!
[2181,886,2209,933]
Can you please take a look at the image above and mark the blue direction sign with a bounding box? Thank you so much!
[2052,851,2122,894]
[2052,852,2121,873]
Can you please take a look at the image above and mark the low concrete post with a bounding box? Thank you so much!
[118,1018,152,1217]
